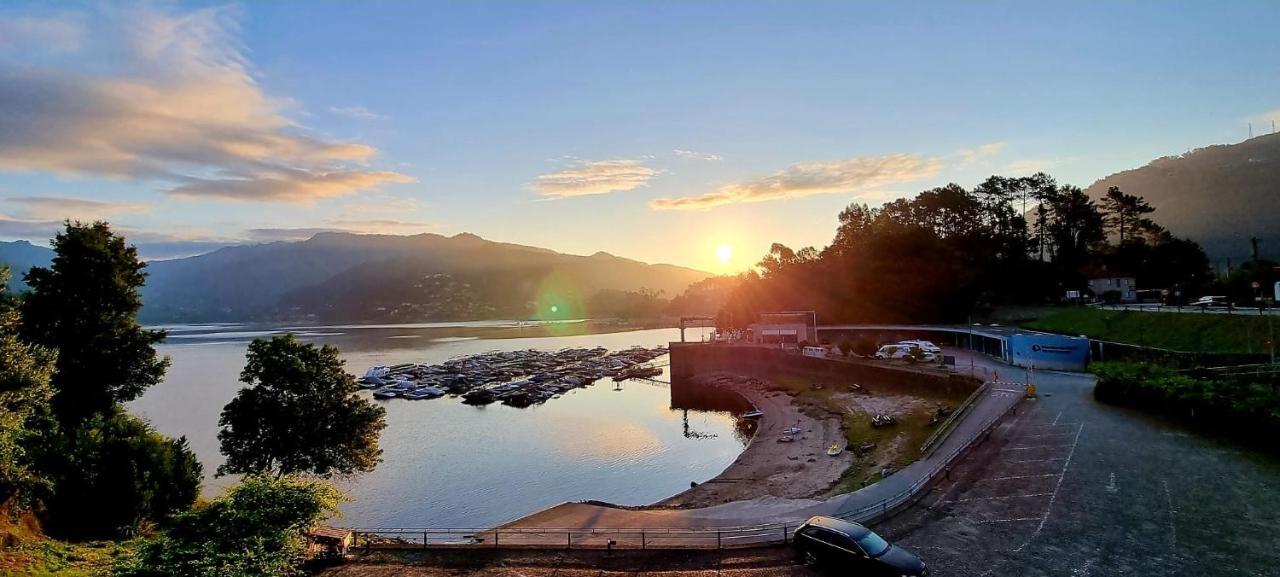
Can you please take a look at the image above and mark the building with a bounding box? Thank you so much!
[305,526,354,559]
[1088,276,1137,303]
[749,311,818,345]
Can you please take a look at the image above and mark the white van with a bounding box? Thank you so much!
[897,340,942,356]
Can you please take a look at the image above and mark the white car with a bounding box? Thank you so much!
[1190,296,1229,307]
[874,344,936,363]
[897,340,942,356]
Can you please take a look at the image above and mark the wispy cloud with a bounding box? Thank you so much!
[329,105,385,120]
[650,154,941,211]
[1004,159,1057,176]
[0,5,412,203]
[673,149,723,161]
[0,14,83,52]
[5,196,150,221]
[246,219,435,242]
[955,142,1006,166]
[533,159,658,199]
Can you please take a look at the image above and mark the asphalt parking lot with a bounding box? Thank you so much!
[877,366,1280,577]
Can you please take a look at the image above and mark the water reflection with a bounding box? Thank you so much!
[130,325,748,528]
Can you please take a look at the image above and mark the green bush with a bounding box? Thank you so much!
[838,338,853,357]
[28,410,202,539]
[120,476,344,577]
[853,336,877,357]
[1092,361,1280,436]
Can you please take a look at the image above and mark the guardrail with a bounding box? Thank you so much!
[918,381,989,456]
[350,386,1022,551]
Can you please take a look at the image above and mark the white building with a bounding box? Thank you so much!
[1088,277,1137,303]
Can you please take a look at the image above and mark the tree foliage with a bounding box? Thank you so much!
[121,475,344,577]
[19,222,168,424]
[0,266,55,510]
[719,173,1212,325]
[27,410,202,539]
[218,335,387,478]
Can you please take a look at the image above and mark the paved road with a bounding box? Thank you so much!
[877,355,1280,576]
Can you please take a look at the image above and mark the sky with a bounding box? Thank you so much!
[1,1,1278,273]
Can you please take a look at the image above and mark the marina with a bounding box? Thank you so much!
[359,345,669,408]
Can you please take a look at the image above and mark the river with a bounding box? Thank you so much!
[127,322,747,528]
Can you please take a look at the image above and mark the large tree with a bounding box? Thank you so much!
[218,335,387,477]
[1100,186,1156,246]
[19,222,168,424]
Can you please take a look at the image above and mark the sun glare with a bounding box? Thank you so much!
[715,244,733,266]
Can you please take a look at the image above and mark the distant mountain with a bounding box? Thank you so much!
[140,232,711,323]
[0,240,53,292]
[1085,133,1280,264]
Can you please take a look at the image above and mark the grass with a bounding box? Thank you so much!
[756,368,967,494]
[1025,307,1278,354]
[0,540,134,577]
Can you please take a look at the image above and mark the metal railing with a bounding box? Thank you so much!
[918,381,989,456]
[350,387,1021,551]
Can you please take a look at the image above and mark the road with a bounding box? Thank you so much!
[877,352,1280,576]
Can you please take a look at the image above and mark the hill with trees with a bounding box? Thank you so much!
[1084,132,1280,264]
[138,232,711,323]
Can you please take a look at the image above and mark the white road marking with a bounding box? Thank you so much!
[1003,444,1072,451]
[1007,457,1067,464]
[1106,472,1117,493]
[977,517,1043,524]
[1015,423,1084,552]
[982,473,1058,482]
[1163,479,1178,549]
[1052,410,1063,425]
[944,492,1054,503]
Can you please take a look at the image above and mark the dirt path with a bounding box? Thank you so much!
[651,373,853,509]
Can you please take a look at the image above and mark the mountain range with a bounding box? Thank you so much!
[2,233,711,323]
[1085,132,1280,265]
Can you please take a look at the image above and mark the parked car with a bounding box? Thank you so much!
[1190,295,1229,308]
[897,340,942,356]
[874,344,936,363]
[792,516,929,575]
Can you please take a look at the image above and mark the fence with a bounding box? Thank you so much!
[351,387,1021,551]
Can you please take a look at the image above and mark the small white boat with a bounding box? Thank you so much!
[371,387,398,399]
[826,443,843,457]
[741,409,764,419]
[783,426,802,435]
[777,435,795,443]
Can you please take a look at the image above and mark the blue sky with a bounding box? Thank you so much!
[1,1,1278,272]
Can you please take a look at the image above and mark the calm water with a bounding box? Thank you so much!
[128,323,746,528]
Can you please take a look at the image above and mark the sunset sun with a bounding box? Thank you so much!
[715,244,733,265]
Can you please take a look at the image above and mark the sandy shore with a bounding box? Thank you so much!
[650,372,853,509]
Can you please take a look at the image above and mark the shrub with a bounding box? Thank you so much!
[853,337,877,357]
[1092,361,1280,439]
[838,338,853,357]
[28,410,202,539]
[121,476,344,577]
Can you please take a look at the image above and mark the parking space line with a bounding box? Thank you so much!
[981,473,1058,482]
[1003,444,1072,451]
[1007,457,1066,464]
[1023,423,1084,548]
[1052,410,1062,425]
[977,517,1043,524]
[944,492,1054,503]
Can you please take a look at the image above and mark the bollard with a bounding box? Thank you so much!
[423,532,428,549]
[641,531,646,550]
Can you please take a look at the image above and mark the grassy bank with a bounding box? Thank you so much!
[1092,361,1280,443]
[1025,307,1277,354]
[0,539,132,577]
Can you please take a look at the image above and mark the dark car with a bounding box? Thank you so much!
[792,516,928,576]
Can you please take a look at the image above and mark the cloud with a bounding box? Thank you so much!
[329,105,385,120]
[673,149,723,161]
[0,214,63,238]
[0,5,412,203]
[246,219,435,241]
[955,142,1006,166]
[649,154,941,211]
[0,14,84,52]
[1247,109,1280,131]
[1005,159,1057,176]
[533,160,658,198]
[0,214,232,259]
[5,196,150,220]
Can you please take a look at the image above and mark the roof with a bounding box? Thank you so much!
[307,526,352,541]
[804,515,869,537]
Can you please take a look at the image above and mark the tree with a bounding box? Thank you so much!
[28,409,202,539]
[122,475,344,577]
[853,336,878,357]
[19,222,168,424]
[218,335,387,477]
[0,266,55,510]
[838,338,854,357]
[1100,186,1156,246]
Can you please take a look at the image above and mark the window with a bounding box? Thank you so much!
[856,531,891,557]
